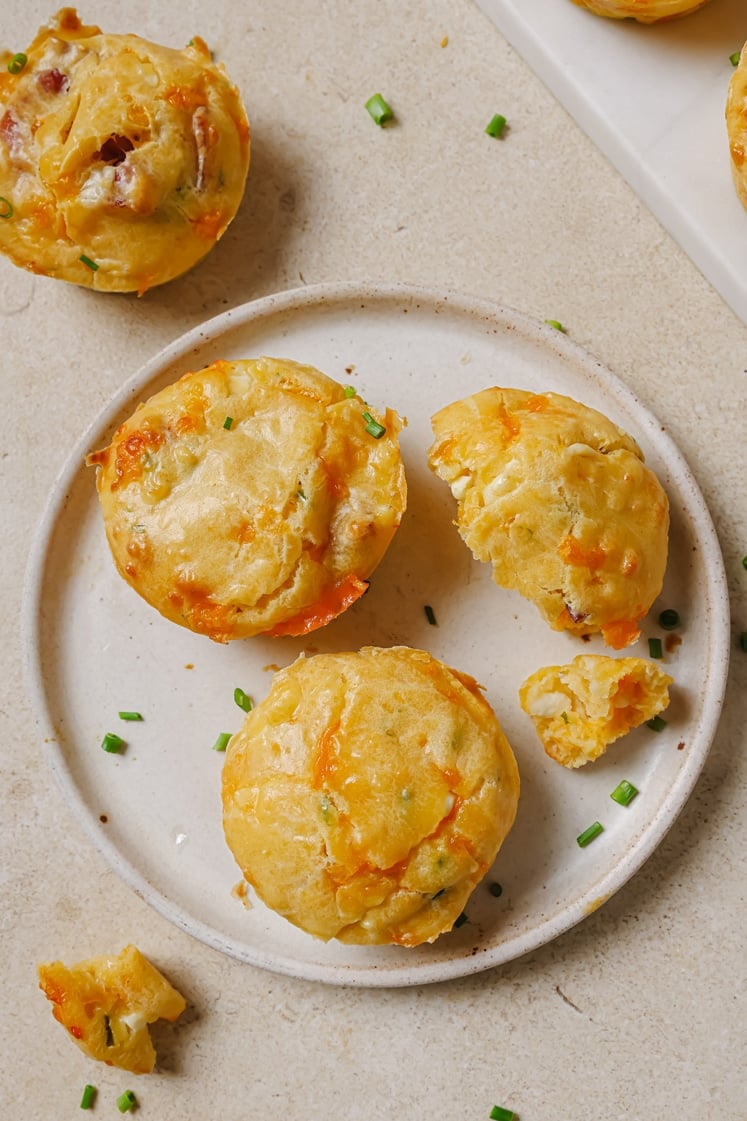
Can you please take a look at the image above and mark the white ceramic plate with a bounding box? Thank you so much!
[23,282,729,987]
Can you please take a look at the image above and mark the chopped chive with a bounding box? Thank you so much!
[365,93,393,125]
[116,1089,137,1113]
[101,732,126,753]
[454,911,469,928]
[648,637,663,659]
[8,52,27,74]
[560,710,570,724]
[576,821,604,847]
[646,714,667,732]
[730,51,741,66]
[343,385,357,398]
[742,556,747,569]
[362,411,386,439]
[544,318,566,332]
[739,632,747,653]
[223,416,233,430]
[424,604,437,626]
[212,732,232,752]
[234,687,253,713]
[488,881,503,897]
[485,113,507,138]
[118,711,143,722]
[79,253,99,271]
[0,196,13,219]
[610,779,639,806]
[80,1084,97,1110]
[490,1108,515,1121]
[658,609,680,630]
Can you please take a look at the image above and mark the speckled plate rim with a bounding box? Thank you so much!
[22,280,731,987]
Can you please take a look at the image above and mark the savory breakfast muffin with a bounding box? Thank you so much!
[569,0,710,21]
[86,357,407,642]
[221,646,520,946]
[37,944,186,1074]
[727,43,747,213]
[0,8,250,293]
[428,387,669,649]
[519,653,673,768]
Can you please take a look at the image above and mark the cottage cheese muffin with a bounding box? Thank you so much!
[569,0,710,21]
[37,944,186,1074]
[519,653,673,768]
[86,357,406,642]
[0,8,250,293]
[727,43,747,213]
[428,387,669,649]
[221,646,520,946]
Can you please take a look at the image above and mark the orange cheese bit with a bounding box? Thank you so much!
[600,617,643,650]
[267,575,369,637]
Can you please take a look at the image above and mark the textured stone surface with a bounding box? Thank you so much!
[2,2,745,1117]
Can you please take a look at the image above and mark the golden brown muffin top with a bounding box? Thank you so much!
[0,8,250,292]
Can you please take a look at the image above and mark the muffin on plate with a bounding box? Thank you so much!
[428,387,669,649]
[0,8,250,293]
[221,646,520,946]
[519,653,673,767]
[37,944,186,1074]
[726,43,747,213]
[86,357,407,642]
[568,0,711,21]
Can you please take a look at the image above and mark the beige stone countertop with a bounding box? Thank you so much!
[2,2,745,1118]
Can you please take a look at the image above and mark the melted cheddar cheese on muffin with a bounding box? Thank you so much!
[86,357,407,642]
[0,8,249,293]
[727,43,747,213]
[519,653,673,767]
[221,646,520,946]
[569,0,710,21]
[37,944,186,1074]
[428,387,669,649]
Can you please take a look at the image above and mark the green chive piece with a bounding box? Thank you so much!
[488,881,503,897]
[234,687,254,713]
[79,253,99,271]
[647,714,667,732]
[610,779,639,806]
[118,711,143,722]
[116,1089,137,1113]
[424,604,437,626]
[576,821,604,847]
[454,911,469,928]
[742,556,747,569]
[544,318,566,332]
[8,52,27,74]
[0,196,13,219]
[648,637,664,659]
[365,93,393,125]
[362,411,386,439]
[223,416,233,430]
[485,113,507,138]
[739,632,747,653]
[730,51,741,66]
[560,710,570,724]
[343,385,357,398]
[80,1084,97,1110]
[658,609,680,630]
[101,732,126,753]
[212,732,232,752]
[490,1108,515,1121]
